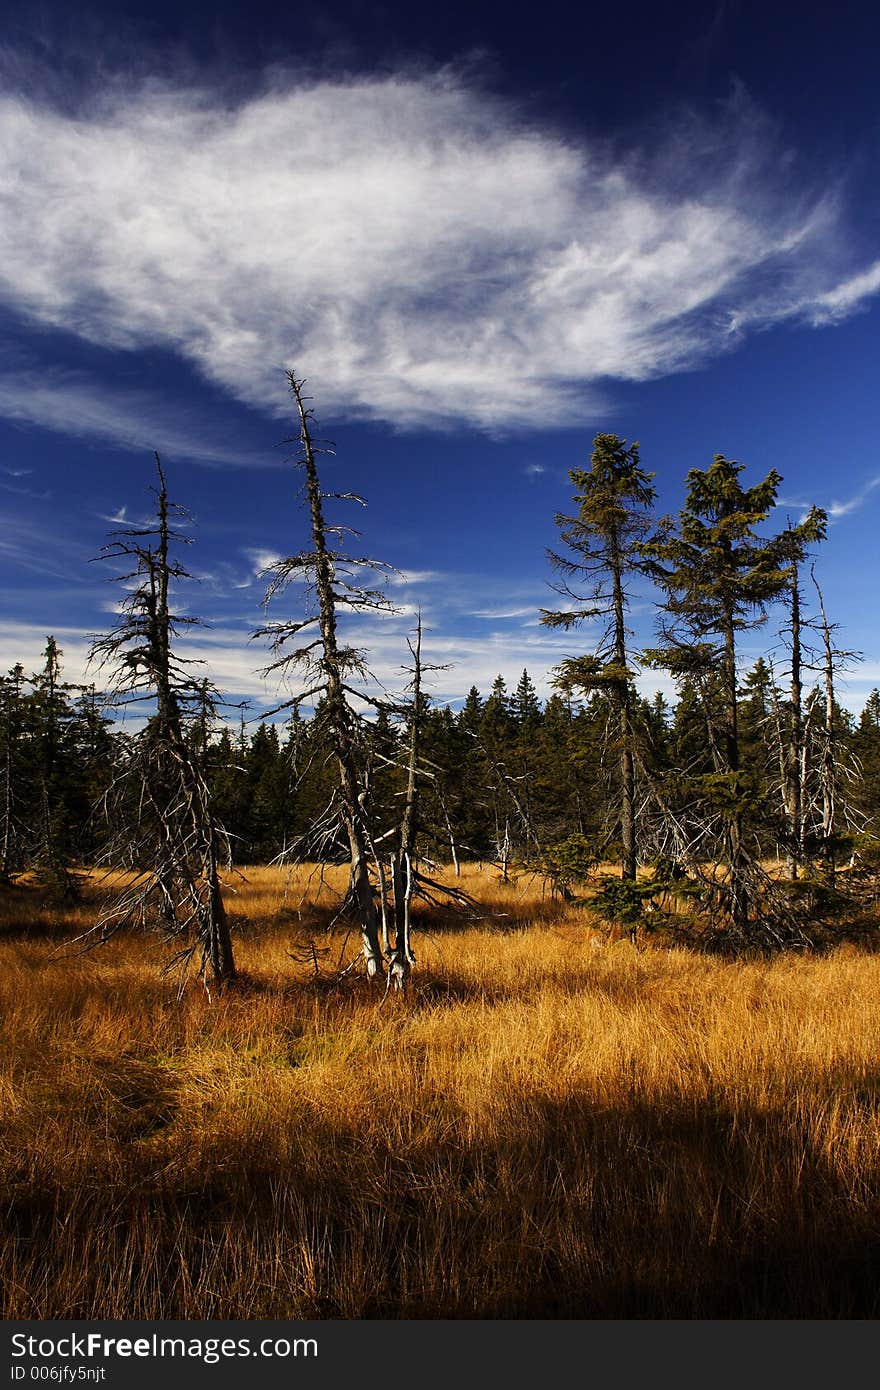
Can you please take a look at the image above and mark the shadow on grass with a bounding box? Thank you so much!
[6,1069,880,1318]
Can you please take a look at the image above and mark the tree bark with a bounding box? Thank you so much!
[610,527,636,881]
[784,566,804,878]
[812,574,837,885]
[722,602,748,932]
[290,377,385,978]
[389,618,422,991]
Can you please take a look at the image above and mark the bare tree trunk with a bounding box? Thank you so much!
[722,605,748,932]
[389,617,422,991]
[204,830,235,985]
[812,572,837,885]
[610,531,636,881]
[500,819,510,882]
[88,454,236,987]
[372,842,391,953]
[441,794,461,877]
[800,701,813,864]
[767,661,789,862]
[290,378,385,978]
[784,565,804,878]
[0,682,14,879]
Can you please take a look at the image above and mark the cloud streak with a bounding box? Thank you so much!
[0,367,269,466]
[827,475,880,519]
[0,70,877,439]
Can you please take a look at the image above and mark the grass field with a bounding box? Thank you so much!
[3,864,880,1318]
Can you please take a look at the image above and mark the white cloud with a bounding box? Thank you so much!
[0,617,277,703]
[388,568,443,587]
[777,473,880,523]
[0,621,95,681]
[468,605,535,619]
[0,367,269,466]
[0,516,87,580]
[242,547,284,577]
[0,72,875,437]
[827,476,880,519]
[808,260,880,325]
[3,591,872,719]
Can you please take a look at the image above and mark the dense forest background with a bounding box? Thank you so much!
[5,640,880,878]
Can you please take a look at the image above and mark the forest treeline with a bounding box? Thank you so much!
[5,638,880,881]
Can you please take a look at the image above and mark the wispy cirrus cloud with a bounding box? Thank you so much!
[468,605,536,620]
[777,473,880,523]
[0,69,876,441]
[807,261,880,325]
[242,547,283,577]
[0,516,87,580]
[827,475,880,519]
[0,367,270,466]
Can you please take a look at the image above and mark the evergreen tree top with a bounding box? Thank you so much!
[539,430,656,647]
[859,689,880,731]
[544,435,656,603]
[513,669,541,724]
[640,456,825,638]
[566,434,656,525]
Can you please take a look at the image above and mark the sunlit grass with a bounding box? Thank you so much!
[2,866,880,1317]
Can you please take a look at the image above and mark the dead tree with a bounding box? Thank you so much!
[386,619,422,991]
[811,571,839,880]
[384,615,462,988]
[84,456,235,988]
[784,557,806,877]
[805,568,865,883]
[0,665,27,881]
[775,514,825,877]
[256,374,395,980]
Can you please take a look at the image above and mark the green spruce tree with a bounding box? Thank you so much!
[542,433,655,881]
[641,455,822,934]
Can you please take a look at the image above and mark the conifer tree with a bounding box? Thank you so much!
[387,617,424,990]
[854,690,880,840]
[28,638,80,898]
[542,433,655,881]
[641,456,821,934]
[477,673,540,874]
[512,669,541,728]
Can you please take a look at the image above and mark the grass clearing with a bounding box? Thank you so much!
[2,865,880,1317]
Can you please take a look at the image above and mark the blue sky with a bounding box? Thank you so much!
[1,0,879,717]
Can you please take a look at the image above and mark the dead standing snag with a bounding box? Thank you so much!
[255,375,394,980]
[84,455,235,988]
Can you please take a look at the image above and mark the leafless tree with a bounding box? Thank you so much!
[255,374,397,979]
[806,569,864,882]
[82,456,235,988]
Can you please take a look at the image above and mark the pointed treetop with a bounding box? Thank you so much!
[513,668,541,725]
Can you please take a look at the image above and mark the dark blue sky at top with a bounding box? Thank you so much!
[12,0,878,143]
[1,0,879,714]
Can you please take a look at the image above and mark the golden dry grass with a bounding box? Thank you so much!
[2,864,880,1318]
